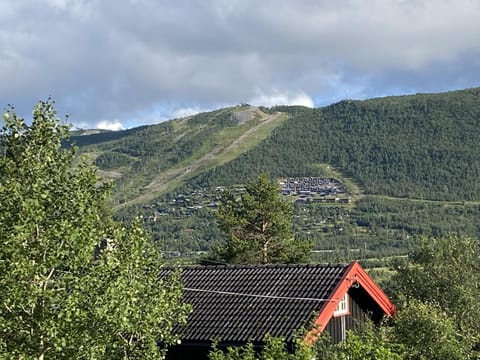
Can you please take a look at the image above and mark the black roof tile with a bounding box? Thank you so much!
[160,264,349,343]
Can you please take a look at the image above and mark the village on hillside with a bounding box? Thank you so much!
[143,177,351,222]
[280,177,350,204]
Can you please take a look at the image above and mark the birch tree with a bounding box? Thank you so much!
[0,100,189,359]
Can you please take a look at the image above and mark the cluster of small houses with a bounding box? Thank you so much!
[144,189,222,222]
[145,177,351,222]
[281,177,350,204]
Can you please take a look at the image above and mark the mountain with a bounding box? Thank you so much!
[73,88,480,262]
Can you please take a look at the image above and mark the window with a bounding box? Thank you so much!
[333,293,349,317]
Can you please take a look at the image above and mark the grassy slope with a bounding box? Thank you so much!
[75,106,288,208]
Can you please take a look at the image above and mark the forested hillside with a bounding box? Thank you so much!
[75,88,480,261]
[188,88,480,201]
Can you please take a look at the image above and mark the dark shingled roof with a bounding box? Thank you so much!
[160,264,349,343]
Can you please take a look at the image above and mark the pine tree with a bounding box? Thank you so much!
[213,173,311,264]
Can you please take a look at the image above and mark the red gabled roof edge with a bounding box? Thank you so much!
[304,260,396,344]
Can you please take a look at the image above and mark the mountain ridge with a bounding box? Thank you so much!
[73,87,480,260]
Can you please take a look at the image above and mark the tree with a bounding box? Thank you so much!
[213,173,311,264]
[314,321,403,360]
[0,100,190,359]
[392,299,470,360]
[388,236,480,358]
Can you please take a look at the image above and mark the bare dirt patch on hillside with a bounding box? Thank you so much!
[230,107,259,124]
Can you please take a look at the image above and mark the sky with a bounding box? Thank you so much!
[1,0,480,130]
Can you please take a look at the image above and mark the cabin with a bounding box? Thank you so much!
[164,261,395,360]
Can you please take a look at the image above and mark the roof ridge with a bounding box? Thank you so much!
[163,262,352,270]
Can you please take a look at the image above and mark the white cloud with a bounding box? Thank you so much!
[95,120,124,131]
[45,0,93,19]
[46,0,69,10]
[1,0,480,128]
[250,91,315,108]
[172,106,206,119]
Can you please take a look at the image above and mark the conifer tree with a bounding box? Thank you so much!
[213,173,311,264]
